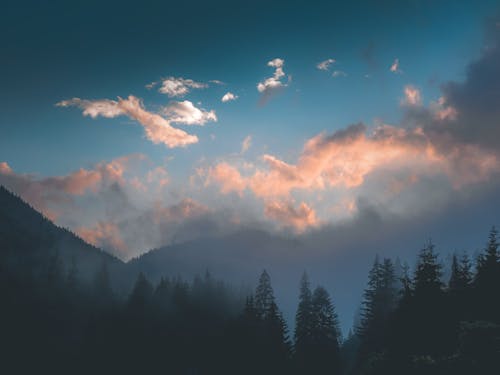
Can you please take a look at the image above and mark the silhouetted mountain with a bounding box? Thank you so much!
[0,185,123,286]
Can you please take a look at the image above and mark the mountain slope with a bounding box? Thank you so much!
[0,185,123,285]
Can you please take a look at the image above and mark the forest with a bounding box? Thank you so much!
[1,186,500,374]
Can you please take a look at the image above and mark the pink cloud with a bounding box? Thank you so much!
[264,199,318,232]
[57,96,199,148]
[77,222,128,254]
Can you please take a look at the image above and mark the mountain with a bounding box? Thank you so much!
[0,185,124,287]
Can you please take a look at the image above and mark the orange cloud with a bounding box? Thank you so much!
[77,222,128,254]
[264,199,318,232]
[206,162,247,195]
[57,96,199,148]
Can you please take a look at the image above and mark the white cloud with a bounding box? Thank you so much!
[402,85,422,106]
[162,100,217,125]
[316,58,336,71]
[257,58,289,99]
[241,135,252,154]
[57,96,199,148]
[221,92,238,102]
[390,58,402,74]
[332,70,347,78]
[156,77,208,97]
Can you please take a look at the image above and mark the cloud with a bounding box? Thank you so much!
[257,58,289,103]
[77,222,128,254]
[57,96,199,148]
[210,80,225,85]
[205,90,500,230]
[0,162,13,174]
[206,162,247,196]
[402,85,421,106]
[0,154,143,221]
[332,70,347,78]
[221,92,238,102]
[241,135,252,154]
[156,77,208,97]
[317,58,336,71]
[264,199,318,232]
[162,100,217,125]
[390,58,402,74]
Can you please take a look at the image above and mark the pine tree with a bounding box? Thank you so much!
[449,254,461,291]
[474,227,500,321]
[475,226,499,288]
[357,255,381,337]
[128,272,154,312]
[294,272,314,359]
[413,240,443,297]
[254,270,275,320]
[458,252,472,288]
[310,286,342,373]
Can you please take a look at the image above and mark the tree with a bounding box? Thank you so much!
[474,227,500,322]
[128,272,154,312]
[254,270,275,320]
[357,255,381,337]
[294,272,314,361]
[310,286,342,373]
[413,240,443,297]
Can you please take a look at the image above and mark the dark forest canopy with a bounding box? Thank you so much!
[1,185,500,374]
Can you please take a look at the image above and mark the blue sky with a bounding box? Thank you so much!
[1,0,495,176]
[1,0,500,263]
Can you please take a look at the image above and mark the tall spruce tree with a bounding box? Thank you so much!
[310,286,342,374]
[294,272,314,359]
[255,270,275,320]
[413,240,443,297]
[474,227,500,321]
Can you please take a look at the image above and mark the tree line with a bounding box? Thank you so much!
[1,226,500,374]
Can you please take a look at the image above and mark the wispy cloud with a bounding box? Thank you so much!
[149,77,208,97]
[401,85,421,106]
[332,70,347,78]
[316,58,336,71]
[241,135,252,154]
[390,58,402,74]
[57,96,200,148]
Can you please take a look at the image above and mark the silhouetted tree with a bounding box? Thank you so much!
[294,271,314,365]
[255,270,274,320]
[310,286,342,373]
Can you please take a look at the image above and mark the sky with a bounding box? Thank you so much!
[1,0,500,266]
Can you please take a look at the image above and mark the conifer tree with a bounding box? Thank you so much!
[294,272,313,359]
[254,270,275,320]
[310,286,342,373]
[413,240,443,297]
[128,272,154,311]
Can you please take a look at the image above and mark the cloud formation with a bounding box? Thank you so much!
[57,96,200,148]
[221,92,238,102]
[390,58,402,73]
[257,58,289,102]
[154,77,208,97]
[402,85,421,106]
[241,135,252,154]
[316,58,336,71]
[332,70,347,78]
[264,199,318,232]
[206,73,500,232]
[162,100,217,125]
